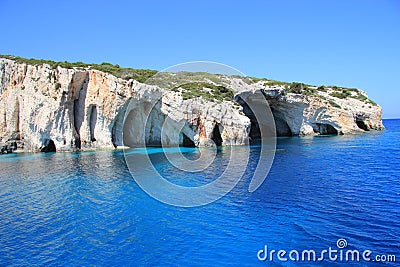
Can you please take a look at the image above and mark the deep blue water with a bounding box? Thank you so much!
[0,120,399,266]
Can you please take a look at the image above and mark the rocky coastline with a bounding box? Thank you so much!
[0,56,384,153]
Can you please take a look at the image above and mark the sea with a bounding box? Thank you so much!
[0,119,399,266]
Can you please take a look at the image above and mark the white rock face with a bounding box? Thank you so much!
[0,58,249,151]
[236,87,384,136]
[0,58,384,152]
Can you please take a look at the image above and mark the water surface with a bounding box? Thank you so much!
[0,120,399,266]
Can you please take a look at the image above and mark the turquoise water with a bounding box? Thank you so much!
[0,120,399,266]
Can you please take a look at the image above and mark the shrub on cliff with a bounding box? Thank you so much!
[177,82,234,102]
[287,82,304,94]
[329,100,341,108]
[0,54,157,83]
[330,90,352,99]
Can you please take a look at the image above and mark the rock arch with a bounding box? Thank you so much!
[313,123,338,135]
[355,119,369,131]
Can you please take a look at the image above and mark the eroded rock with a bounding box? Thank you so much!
[0,58,384,152]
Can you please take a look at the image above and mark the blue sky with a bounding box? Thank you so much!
[1,0,399,118]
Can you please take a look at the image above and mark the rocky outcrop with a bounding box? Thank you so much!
[235,86,384,137]
[0,57,384,152]
[0,58,249,151]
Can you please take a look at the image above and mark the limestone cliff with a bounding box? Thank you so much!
[235,84,384,136]
[0,57,384,152]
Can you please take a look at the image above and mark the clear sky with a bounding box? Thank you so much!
[1,0,399,118]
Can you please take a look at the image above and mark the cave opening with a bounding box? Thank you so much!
[145,129,162,147]
[249,119,261,142]
[111,99,131,148]
[273,114,292,137]
[314,123,338,135]
[122,105,165,148]
[180,133,196,147]
[356,119,369,131]
[111,117,118,148]
[144,107,164,147]
[73,99,79,133]
[122,109,138,147]
[244,108,292,141]
[211,124,223,147]
[70,74,89,150]
[73,99,82,148]
[234,96,261,143]
[89,105,97,142]
[111,113,123,148]
[41,139,56,153]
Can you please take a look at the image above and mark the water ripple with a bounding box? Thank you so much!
[0,121,399,266]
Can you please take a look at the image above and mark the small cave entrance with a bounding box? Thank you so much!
[211,124,223,147]
[314,123,338,135]
[41,139,56,153]
[246,107,293,140]
[273,115,293,137]
[122,104,165,148]
[249,119,261,142]
[356,119,369,131]
[70,73,89,150]
[73,99,83,149]
[235,95,287,143]
[111,99,131,148]
[234,96,261,144]
[111,113,123,148]
[180,133,196,147]
[89,105,97,142]
[270,107,293,137]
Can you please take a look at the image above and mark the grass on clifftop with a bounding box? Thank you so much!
[0,54,157,83]
[328,87,377,106]
[0,54,376,105]
[173,82,235,102]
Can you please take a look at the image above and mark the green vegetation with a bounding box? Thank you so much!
[285,82,317,96]
[93,63,157,82]
[303,87,317,96]
[330,90,352,99]
[0,55,378,106]
[0,54,157,83]
[367,99,377,106]
[265,80,290,87]
[286,82,304,94]
[328,87,376,106]
[249,77,267,83]
[54,82,61,90]
[175,82,234,102]
[329,100,341,108]
[355,93,367,101]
